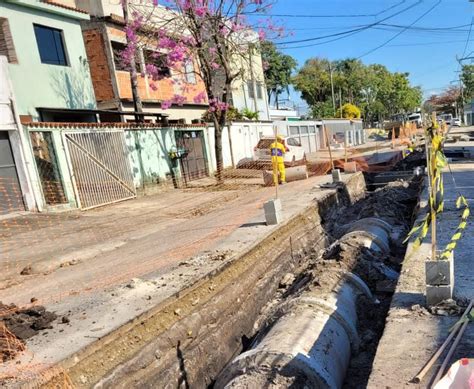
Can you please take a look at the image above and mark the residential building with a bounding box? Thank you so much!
[0,56,36,215]
[75,1,209,123]
[464,99,473,126]
[269,107,300,121]
[0,0,98,214]
[0,0,96,122]
[229,41,271,121]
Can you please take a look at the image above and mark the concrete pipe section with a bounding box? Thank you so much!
[215,275,375,389]
[339,217,392,254]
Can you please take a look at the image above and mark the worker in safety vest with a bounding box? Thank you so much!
[270,135,287,185]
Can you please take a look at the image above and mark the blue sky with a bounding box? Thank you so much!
[265,0,474,111]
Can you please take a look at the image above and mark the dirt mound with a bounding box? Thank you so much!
[0,302,57,362]
[392,149,426,171]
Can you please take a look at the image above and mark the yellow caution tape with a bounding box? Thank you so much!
[440,195,470,259]
[405,127,470,257]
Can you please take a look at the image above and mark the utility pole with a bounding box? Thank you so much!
[122,0,143,122]
[329,62,336,117]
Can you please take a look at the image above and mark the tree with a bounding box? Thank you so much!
[425,86,461,115]
[336,103,361,119]
[260,41,297,108]
[121,0,280,183]
[461,64,474,101]
[293,57,421,123]
[311,100,334,119]
[293,58,332,106]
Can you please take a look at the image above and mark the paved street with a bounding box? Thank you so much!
[369,126,474,387]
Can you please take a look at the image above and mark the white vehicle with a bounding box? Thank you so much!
[453,118,461,127]
[408,113,422,128]
[438,113,453,125]
[253,136,306,166]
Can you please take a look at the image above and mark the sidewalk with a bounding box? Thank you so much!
[0,172,363,381]
[368,130,474,387]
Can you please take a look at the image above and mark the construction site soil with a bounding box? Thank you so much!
[0,170,423,387]
[212,177,422,387]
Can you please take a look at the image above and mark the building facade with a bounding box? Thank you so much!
[0,0,98,214]
[77,1,209,123]
[464,100,473,126]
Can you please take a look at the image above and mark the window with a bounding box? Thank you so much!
[247,80,255,99]
[144,50,171,78]
[0,18,17,63]
[111,41,128,71]
[34,24,67,66]
[289,126,299,136]
[300,126,309,135]
[184,60,196,84]
[256,82,263,99]
[309,126,316,134]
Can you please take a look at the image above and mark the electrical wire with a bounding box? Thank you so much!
[388,38,474,47]
[356,0,442,59]
[287,23,471,32]
[274,1,422,46]
[461,16,474,59]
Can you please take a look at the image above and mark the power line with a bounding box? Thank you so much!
[356,0,442,59]
[275,1,422,46]
[388,38,474,47]
[461,16,474,58]
[287,23,471,32]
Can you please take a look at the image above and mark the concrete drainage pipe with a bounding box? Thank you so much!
[340,217,392,254]
[215,275,375,389]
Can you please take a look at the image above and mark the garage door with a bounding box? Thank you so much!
[0,131,24,215]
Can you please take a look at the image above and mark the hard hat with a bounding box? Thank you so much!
[276,135,284,141]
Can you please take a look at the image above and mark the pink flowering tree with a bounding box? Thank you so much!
[121,0,281,183]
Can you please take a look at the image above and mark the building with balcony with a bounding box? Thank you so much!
[76,1,209,123]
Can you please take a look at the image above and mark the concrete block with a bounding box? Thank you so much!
[264,199,282,225]
[425,258,454,286]
[332,169,342,183]
[426,285,453,306]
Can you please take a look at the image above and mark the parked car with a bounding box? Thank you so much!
[438,113,453,125]
[453,118,461,127]
[408,113,422,128]
[253,136,306,166]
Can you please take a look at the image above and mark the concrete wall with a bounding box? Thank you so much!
[124,127,177,188]
[0,1,96,121]
[464,100,473,126]
[206,121,273,171]
[274,119,366,154]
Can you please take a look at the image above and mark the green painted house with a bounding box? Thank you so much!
[1,0,96,119]
[0,0,97,212]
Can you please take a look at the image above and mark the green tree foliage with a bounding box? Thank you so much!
[293,58,422,124]
[336,103,361,119]
[311,101,335,119]
[260,41,297,107]
[461,64,474,101]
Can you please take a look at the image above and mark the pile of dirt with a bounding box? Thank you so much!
[392,149,426,171]
[0,302,57,362]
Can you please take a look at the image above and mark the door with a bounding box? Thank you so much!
[0,131,24,215]
[175,130,208,182]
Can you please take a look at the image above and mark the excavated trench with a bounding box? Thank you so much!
[16,172,422,388]
[214,177,423,388]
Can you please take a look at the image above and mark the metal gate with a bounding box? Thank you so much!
[0,131,24,215]
[63,130,136,210]
[175,130,208,182]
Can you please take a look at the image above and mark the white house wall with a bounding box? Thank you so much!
[206,121,273,171]
[0,56,38,212]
